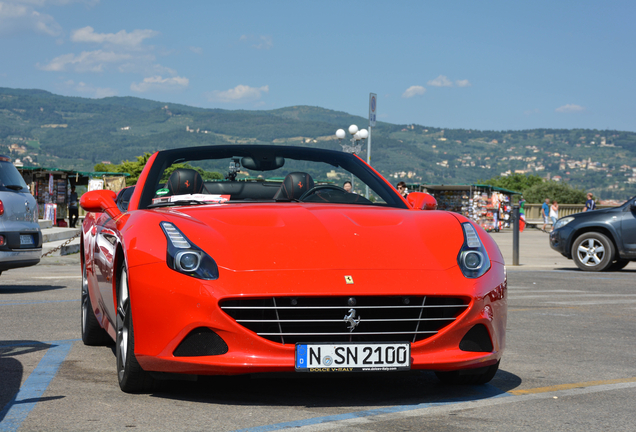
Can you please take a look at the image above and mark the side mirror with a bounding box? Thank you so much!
[407,192,438,210]
[80,190,121,219]
[631,199,636,211]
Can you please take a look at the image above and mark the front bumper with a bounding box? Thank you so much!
[550,226,574,257]
[129,262,507,375]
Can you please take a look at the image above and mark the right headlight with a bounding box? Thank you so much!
[553,217,574,230]
[160,222,219,280]
[457,222,491,279]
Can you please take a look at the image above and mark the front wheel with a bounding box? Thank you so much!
[435,360,500,385]
[116,265,155,393]
[571,232,615,272]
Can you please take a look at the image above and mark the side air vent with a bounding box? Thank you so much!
[173,327,228,357]
[459,324,493,352]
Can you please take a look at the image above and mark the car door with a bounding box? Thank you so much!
[620,198,636,255]
[93,213,118,326]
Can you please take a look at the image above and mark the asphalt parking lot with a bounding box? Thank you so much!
[1,229,635,431]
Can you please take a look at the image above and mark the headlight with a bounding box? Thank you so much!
[160,222,219,280]
[457,222,491,279]
[553,217,574,230]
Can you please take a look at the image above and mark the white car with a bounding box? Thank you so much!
[0,156,42,275]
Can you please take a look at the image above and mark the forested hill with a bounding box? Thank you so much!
[2,87,636,199]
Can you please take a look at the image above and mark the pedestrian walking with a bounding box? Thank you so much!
[68,186,79,228]
[583,193,596,212]
[550,200,559,228]
[541,198,550,232]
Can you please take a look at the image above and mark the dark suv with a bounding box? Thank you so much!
[550,197,636,271]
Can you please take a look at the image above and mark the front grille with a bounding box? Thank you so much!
[220,296,469,344]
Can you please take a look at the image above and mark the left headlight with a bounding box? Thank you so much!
[160,222,219,280]
[553,217,574,230]
[457,222,491,279]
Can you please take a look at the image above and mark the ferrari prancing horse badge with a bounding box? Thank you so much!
[344,276,354,284]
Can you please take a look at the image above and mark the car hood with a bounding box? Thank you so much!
[158,203,467,272]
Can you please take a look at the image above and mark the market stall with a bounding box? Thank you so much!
[17,166,129,225]
[418,184,519,232]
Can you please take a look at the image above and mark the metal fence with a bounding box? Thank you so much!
[523,204,615,220]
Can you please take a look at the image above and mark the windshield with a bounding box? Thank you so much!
[0,160,28,192]
[139,145,407,210]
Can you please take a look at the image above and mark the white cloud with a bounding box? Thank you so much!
[455,79,471,87]
[71,26,158,49]
[556,104,585,113]
[189,46,203,54]
[130,75,189,93]
[254,35,272,50]
[239,34,273,50]
[208,84,269,103]
[402,85,426,98]
[64,80,117,98]
[0,1,61,36]
[39,50,133,72]
[427,75,453,87]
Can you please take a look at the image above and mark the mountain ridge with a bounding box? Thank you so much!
[1,87,635,199]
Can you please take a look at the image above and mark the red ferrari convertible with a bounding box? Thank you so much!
[80,145,507,393]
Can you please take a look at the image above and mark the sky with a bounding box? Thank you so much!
[1,0,635,132]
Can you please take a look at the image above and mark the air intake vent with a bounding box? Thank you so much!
[459,324,493,352]
[173,327,228,357]
[220,296,469,345]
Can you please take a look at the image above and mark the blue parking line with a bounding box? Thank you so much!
[0,340,76,432]
[0,299,78,306]
[232,385,509,432]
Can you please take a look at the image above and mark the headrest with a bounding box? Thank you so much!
[273,172,315,201]
[167,168,205,195]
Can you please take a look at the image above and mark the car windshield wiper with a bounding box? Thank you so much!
[148,200,210,208]
[5,185,26,191]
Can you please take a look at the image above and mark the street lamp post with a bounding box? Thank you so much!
[336,125,368,195]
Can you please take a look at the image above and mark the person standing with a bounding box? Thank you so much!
[541,198,550,232]
[549,200,559,228]
[68,186,78,228]
[583,193,596,212]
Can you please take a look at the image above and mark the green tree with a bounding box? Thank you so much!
[523,181,587,204]
[479,173,544,193]
[93,163,110,172]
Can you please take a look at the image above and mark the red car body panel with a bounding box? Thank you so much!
[81,145,507,379]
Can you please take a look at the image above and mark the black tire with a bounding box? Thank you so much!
[116,265,155,393]
[608,259,630,271]
[435,360,500,385]
[571,232,615,272]
[81,260,111,346]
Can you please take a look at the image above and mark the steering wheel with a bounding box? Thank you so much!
[299,185,347,201]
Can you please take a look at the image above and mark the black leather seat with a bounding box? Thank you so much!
[273,172,314,201]
[167,168,206,195]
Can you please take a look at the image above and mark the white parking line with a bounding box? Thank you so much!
[242,381,636,432]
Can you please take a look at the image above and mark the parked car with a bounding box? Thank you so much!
[550,196,636,271]
[80,145,507,393]
[0,155,42,275]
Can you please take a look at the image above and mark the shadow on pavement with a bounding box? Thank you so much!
[147,368,522,409]
[0,341,52,422]
[552,267,636,274]
[0,285,66,294]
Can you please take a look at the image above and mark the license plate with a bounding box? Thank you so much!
[20,235,34,245]
[295,342,410,372]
